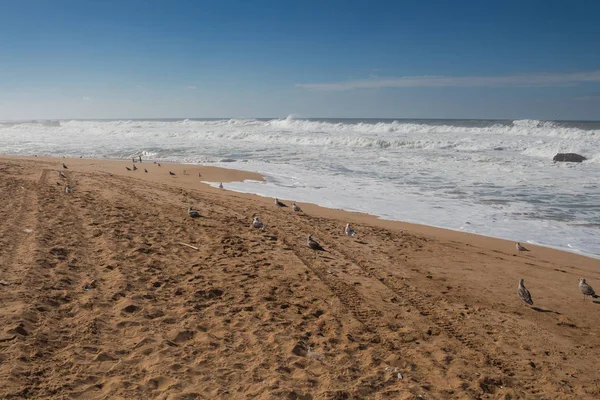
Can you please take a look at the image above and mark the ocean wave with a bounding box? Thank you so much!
[1,118,598,162]
[2,117,598,138]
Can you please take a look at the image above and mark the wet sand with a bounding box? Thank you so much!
[1,156,599,399]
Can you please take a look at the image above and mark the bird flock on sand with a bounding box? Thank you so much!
[60,160,599,311]
[516,242,598,306]
[518,276,597,306]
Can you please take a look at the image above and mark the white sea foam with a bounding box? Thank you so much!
[1,117,599,256]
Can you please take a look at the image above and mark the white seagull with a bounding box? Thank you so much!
[345,223,356,237]
[307,235,326,251]
[275,198,287,207]
[516,242,529,253]
[579,278,597,301]
[65,185,73,194]
[188,206,201,218]
[518,278,533,305]
[252,216,264,229]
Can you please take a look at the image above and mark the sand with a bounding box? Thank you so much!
[1,156,599,399]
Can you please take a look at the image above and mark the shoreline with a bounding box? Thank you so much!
[3,154,598,264]
[205,177,600,260]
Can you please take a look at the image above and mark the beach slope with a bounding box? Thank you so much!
[1,157,599,399]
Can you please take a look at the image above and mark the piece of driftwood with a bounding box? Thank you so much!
[178,242,199,250]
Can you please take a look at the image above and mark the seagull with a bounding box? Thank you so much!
[144,168,148,173]
[126,166,132,171]
[219,182,224,189]
[345,223,356,237]
[188,206,200,218]
[58,171,66,179]
[307,235,326,251]
[275,198,287,207]
[157,163,161,167]
[65,185,73,194]
[169,171,176,176]
[62,163,68,169]
[133,164,138,171]
[292,202,302,212]
[516,242,529,253]
[252,216,264,229]
[198,172,202,177]
[579,278,598,301]
[518,278,533,305]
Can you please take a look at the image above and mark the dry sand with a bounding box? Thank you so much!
[1,156,599,399]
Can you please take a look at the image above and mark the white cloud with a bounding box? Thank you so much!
[186,85,197,90]
[573,94,600,101]
[82,96,92,101]
[296,70,600,91]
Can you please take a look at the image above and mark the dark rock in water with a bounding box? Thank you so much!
[553,153,587,162]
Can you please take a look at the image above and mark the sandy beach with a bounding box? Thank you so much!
[1,155,599,399]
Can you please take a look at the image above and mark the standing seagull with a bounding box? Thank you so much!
[62,163,68,169]
[58,171,66,179]
[275,198,287,207]
[516,242,529,253]
[292,202,302,212]
[345,223,356,237]
[133,164,138,171]
[307,235,326,251]
[188,206,201,218]
[219,182,224,189]
[579,278,598,301]
[518,278,533,305]
[252,216,264,229]
[65,184,73,194]
[169,171,176,176]
[126,166,132,171]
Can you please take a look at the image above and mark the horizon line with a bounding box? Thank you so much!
[2,116,600,123]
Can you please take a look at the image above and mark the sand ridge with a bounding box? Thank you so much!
[1,156,600,399]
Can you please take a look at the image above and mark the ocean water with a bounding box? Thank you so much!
[2,117,599,257]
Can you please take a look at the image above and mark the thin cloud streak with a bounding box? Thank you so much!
[296,71,600,91]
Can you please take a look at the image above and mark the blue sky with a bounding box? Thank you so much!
[1,0,599,120]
